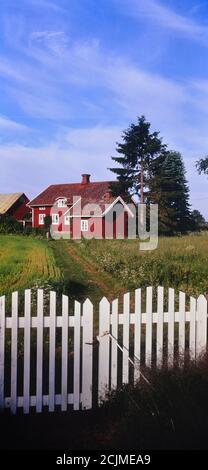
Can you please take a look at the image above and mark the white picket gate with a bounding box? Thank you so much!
[0,286,207,414]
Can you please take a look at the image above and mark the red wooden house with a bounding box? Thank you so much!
[28,174,135,239]
[0,193,30,221]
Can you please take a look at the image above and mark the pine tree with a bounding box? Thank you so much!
[196,157,208,175]
[109,116,166,202]
[148,151,191,234]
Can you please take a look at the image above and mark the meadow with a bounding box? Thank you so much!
[79,233,208,298]
[0,235,60,296]
[0,232,208,301]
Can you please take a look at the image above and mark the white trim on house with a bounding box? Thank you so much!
[64,215,70,225]
[52,214,59,225]
[81,220,88,232]
[39,213,45,225]
[57,198,67,208]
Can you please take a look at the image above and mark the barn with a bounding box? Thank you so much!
[0,193,30,222]
[28,174,135,239]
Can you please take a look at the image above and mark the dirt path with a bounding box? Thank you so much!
[66,242,123,301]
[51,240,125,304]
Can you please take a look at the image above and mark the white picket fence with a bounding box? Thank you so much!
[0,286,207,414]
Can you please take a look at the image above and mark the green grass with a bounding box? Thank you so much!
[1,232,208,302]
[79,233,208,297]
[0,235,60,295]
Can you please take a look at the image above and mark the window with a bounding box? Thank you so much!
[64,215,70,225]
[39,214,45,225]
[81,220,88,232]
[58,198,67,208]
[39,207,46,210]
[52,214,59,225]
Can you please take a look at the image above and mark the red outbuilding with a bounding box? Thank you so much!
[0,193,30,222]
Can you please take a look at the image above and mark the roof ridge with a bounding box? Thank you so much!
[48,180,117,186]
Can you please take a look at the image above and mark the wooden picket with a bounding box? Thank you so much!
[82,299,93,410]
[156,286,164,368]
[98,297,110,403]
[36,289,43,412]
[111,298,119,388]
[0,295,5,410]
[0,286,207,414]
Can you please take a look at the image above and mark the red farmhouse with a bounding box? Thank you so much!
[28,174,135,238]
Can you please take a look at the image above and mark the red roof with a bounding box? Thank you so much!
[29,180,119,207]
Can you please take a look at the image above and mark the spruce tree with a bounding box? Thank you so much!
[109,115,166,202]
[149,151,191,234]
[196,157,208,175]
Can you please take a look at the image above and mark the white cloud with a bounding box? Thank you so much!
[0,115,29,131]
[117,0,208,44]
[0,125,120,197]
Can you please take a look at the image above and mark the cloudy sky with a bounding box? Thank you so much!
[1,0,208,217]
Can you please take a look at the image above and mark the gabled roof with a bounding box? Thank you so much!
[0,193,24,214]
[29,181,120,207]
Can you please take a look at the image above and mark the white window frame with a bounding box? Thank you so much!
[58,198,67,208]
[39,213,45,225]
[64,215,70,226]
[52,214,59,225]
[81,219,88,232]
[39,207,46,210]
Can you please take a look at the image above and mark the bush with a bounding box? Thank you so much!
[23,226,47,237]
[0,214,23,233]
[99,355,208,449]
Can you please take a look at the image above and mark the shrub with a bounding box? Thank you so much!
[0,214,23,233]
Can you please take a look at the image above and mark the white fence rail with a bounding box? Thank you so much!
[0,287,207,414]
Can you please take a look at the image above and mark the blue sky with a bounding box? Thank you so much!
[1,0,208,217]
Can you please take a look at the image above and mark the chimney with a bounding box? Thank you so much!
[103,189,112,201]
[81,174,91,184]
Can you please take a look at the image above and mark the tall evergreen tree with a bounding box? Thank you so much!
[148,151,191,234]
[196,157,208,176]
[109,115,166,202]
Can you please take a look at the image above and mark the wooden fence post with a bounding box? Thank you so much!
[156,286,164,368]
[196,295,207,359]
[82,299,93,410]
[145,287,153,367]
[134,288,141,383]
[0,296,5,411]
[36,289,44,413]
[179,291,186,363]
[49,291,56,412]
[123,292,130,383]
[23,289,31,414]
[61,295,68,411]
[111,298,118,389]
[189,296,197,361]
[11,292,18,414]
[73,301,81,410]
[98,297,110,404]
[168,288,175,367]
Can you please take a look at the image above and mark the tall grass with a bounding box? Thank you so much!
[0,235,60,295]
[81,233,208,297]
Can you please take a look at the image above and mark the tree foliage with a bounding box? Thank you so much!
[196,157,208,175]
[109,115,166,202]
[148,151,191,234]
